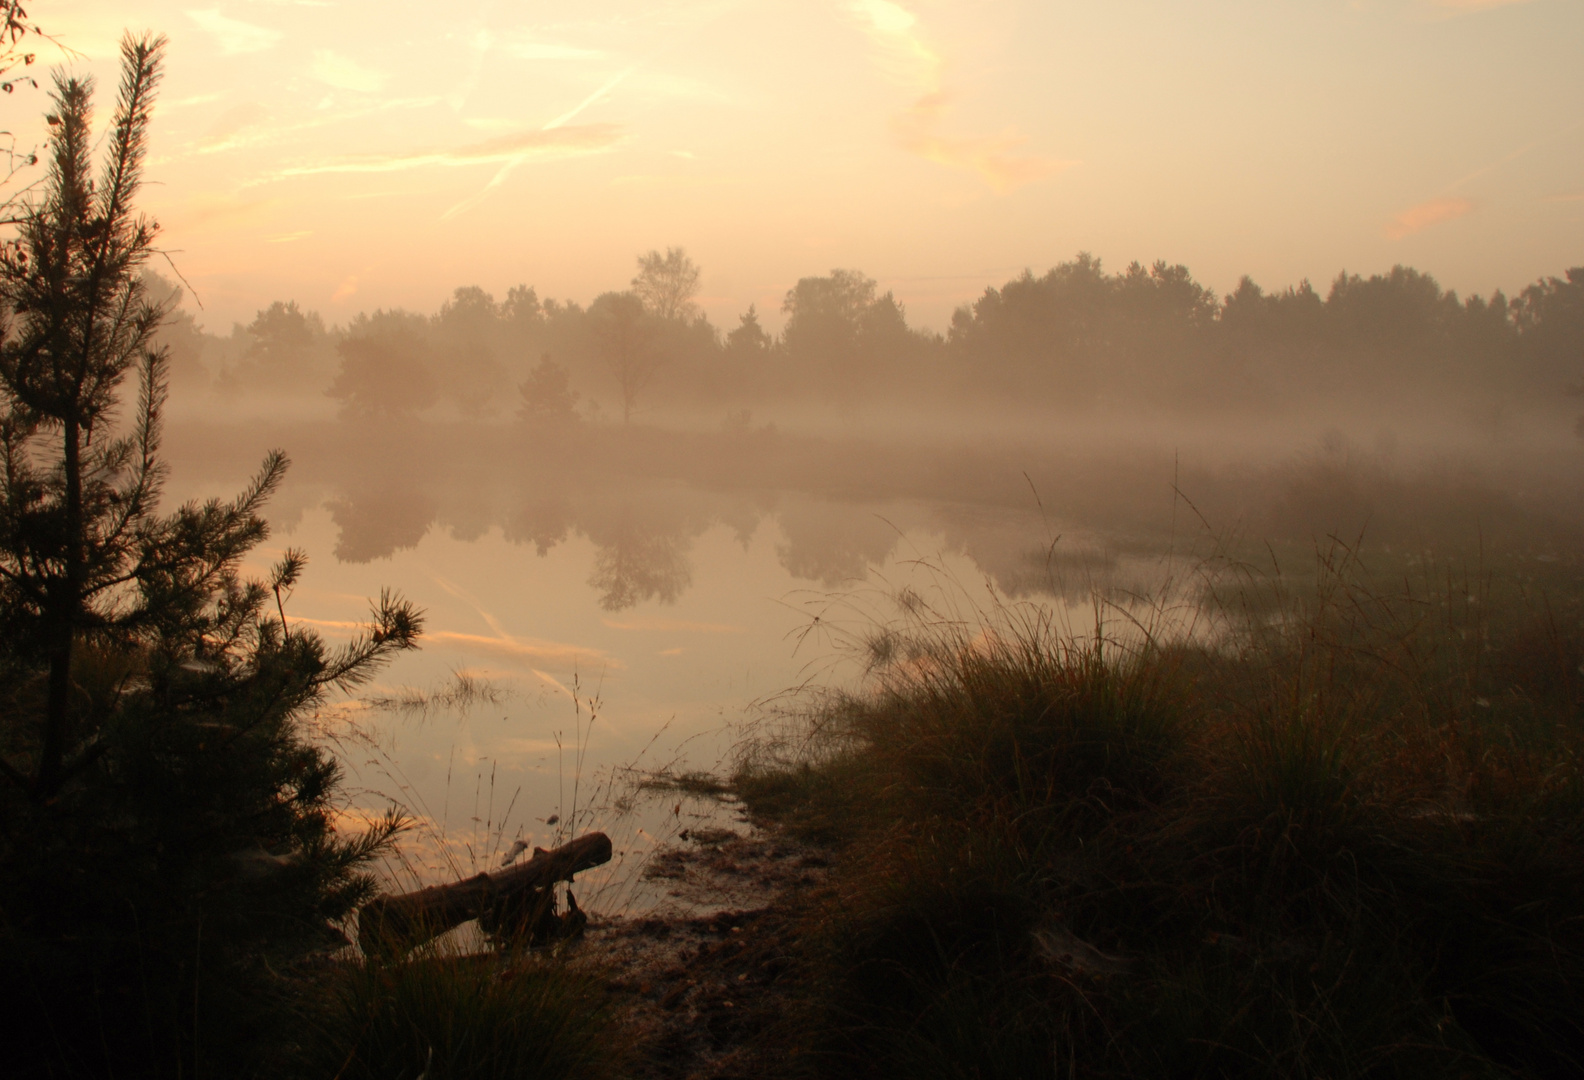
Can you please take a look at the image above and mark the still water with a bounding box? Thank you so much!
[169,449,1106,912]
[160,408,1573,915]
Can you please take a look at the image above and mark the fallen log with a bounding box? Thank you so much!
[358,831,612,953]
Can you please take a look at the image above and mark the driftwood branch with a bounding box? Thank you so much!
[359,831,612,953]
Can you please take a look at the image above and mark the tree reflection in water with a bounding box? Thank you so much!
[587,525,693,611]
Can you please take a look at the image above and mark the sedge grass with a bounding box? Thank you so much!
[733,543,1584,1079]
[290,944,628,1080]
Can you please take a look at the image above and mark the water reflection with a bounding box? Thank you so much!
[328,488,438,562]
[152,408,1584,906]
[165,416,1101,608]
[588,522,693,610]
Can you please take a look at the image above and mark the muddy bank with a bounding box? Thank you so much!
[579,827,831,1079]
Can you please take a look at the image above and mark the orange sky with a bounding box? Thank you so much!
[12,0,1583,332]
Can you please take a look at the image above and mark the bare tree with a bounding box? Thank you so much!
[0,3,57,211]
[0,2,40,92]
[632,246,701,322]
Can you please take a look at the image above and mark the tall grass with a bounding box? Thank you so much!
[290,944,627,1080]
[734,542,1584,1079]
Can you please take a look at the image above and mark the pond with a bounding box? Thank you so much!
[161,410,1575,915]
[163,417,1144,912]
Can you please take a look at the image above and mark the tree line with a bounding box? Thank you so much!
[164,251,1584,424]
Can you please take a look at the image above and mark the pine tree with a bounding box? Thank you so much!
[0,35,423,1077]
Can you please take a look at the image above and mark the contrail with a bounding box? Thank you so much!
[441,14,696,223]
[545,63,643,130]
[440,63,642,221]
[1440,118,1584,195]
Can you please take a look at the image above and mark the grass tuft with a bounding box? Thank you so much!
[291,946,628,1080]
[734,547,1584,1079]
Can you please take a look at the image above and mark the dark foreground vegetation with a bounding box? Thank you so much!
[729,545,1584,1079]
[0,34,437,1079]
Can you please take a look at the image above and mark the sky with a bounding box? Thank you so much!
[8,0,1583,333]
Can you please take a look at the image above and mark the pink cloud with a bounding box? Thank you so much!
[892,94,1074,195]
[1385,196,1474,239]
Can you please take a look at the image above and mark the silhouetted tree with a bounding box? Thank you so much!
[330,309,438,417]
[782,268,876,357]
[0,35,423,1075]
[946,253,1536,408]
[502,282,543,326]
[589,290,658,423]
[518,352,579,426]
[250,298,321,351]
[1514,267,1584,389]
[781,268,934,397]
[726,303,772,359]
[632,246,701,322]
[218,298,332,394]
[437,283,496,332]
[141,271,211,387]
[433,286,509,417]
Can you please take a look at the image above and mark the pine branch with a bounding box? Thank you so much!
[314,590,425,692]
[0,751,28,789]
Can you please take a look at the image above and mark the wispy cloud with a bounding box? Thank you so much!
[1385,195,1474,238]
[464,117,532,133]
[503,34,607,62]
[200,101,269,149]
[608,172,741,189]
[177,191,281,228]
[197,96,445,161]
[330,275,358,301]
[312,50,387,93]
[185,9,282,55]
[438,10,724,219]
[601,616,744,633]
[848,0,940,91]
[424,575,620,674]
[1424,0,1534,12]
[893,94,1075,194]
[427,631,620,672]
[164,92,225,110]
[543,66,643,130]
[846,1,1066,193]
[274,123,625,179]
[284,615,361,634]
[437,79,633,219]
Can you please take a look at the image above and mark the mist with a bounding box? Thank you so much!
[136,250,1584,861]
[157,252,1584,586]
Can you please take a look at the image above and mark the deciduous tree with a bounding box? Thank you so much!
[590,290,658,424]
[632,246,701,322]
